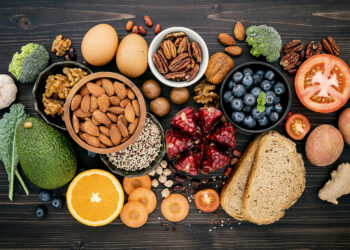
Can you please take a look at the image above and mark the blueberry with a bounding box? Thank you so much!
[265,91,276,105]
[274,82,286,96]
[39,190,51,202]
[258,116,269,127]
[243,68,254,76]
[243,115,256,128]
[231,98,244,111]
[251,87,262,97]
[227,80,235,90]
[223,91,234,103]
[253,74,262,85]
[233,71,244,83]
[252,107,265,120]
[274,96,281,104]
[256,70,264,76]
[232,84,246,97]
[274,103,283,114]
[242,75,254,89]
[270,80,276,85]
[35,206,47,219]
[260,80,272,91]
[269,112,279,122]
[265,105,274,116]
[243,93,256,106]
[264,70,275,80]
[243,105,252,113]
[231,112,245,123]
[51,196,64,209]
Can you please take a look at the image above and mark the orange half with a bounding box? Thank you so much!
[67,169,124,226]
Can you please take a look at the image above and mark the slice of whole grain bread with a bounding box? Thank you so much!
[242,131,305,225]
[220,135,263,220]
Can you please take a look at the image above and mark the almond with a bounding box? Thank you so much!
[234,21,245,41]
[218,33,236,46]
[81,95,91,113]
[99,126,110,137]
[127,88,135,100]
[110,124,122,146]
[74,109,91,119]
[108,106,124,115]
[96,79,102,86]
[82,133,100,147]
[79,131,84,139]
[121,136,129,143]
[83,120,100,137]
[80,122,85,133]
[113,82,127,99]
[131,99,140,117]
[118,114,128,127]
[124,103,135,123]
[72,114,80,134]
[97,94,110,113]
[109,96,121,106]
[100,144,106,148]
[225,46,242,56]
[79,86,90,96]
[87,82,105,96]
[107,112,118,123]
[120,99,130,108]
[101,78,115,96]
[98,134,113,147]
[71,94,82,111]
[117,121,129,138]
[92,110,111,127]
[89,95,99,112]
[92,116,100,126]
[128,118,139,134]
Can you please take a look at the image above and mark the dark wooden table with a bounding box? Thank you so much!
[1,0,350,249]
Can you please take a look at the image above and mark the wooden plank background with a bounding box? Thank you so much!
[0,0,350,249]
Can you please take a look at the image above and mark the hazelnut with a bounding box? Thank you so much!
[142,79,161,100]
[161,188,170,198]
[156,166,163,175]
[163,168,172,177]
[170,87,190,105]
[164,180,173,188]
[152,179,159,188]
[158,175,167,183]
[150,97,170,117]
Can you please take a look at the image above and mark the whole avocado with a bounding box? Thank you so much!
[16,117,77,189]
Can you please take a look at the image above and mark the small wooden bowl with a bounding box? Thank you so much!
[64,72,146,154]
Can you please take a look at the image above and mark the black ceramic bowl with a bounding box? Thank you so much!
[33,61,92,130]
[100,113,166,177]
[220,61,292,134]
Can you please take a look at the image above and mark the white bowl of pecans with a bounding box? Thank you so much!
[148,27,209,88]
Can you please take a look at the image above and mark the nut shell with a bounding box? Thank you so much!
[150,97,170,117]
[170,87,190,105]
[142,79,161,100]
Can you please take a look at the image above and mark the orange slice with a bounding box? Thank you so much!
[66,169,124,227]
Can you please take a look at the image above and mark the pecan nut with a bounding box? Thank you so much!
[174,37,182,47]
[322,36,340,56]
[177,36,189,54]
[191,41,202,63]
[160,40,177,60]
[280,52,300,70]
[169,53,190,72]
[306,41,322,59]
[165,31,186,40]
[152,50,168,74]
[186,63,200,82]
[164,71,186,81]
[284,40,303,53]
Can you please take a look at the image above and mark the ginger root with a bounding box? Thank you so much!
[319,163,350,204]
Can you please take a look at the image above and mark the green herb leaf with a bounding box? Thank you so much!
[256,92,267,112]
[257,104,265,113]
[0,104,29,200]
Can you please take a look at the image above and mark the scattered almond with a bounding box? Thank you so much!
[101,78,115,96]
[99,126,110,137]
[120,99,130,108]
[89,95,98,112]
[79,86,90,96]
[72,114,80,133]
[118,114,128,127]
[110,124,122,146]
[124,103,135,123]
[234,21,245,41]
[218,33,236,46]
[127,88,135,99]
[83,133,100,147]
[108,106,124,115]
[71,94,82,111]
[225,46,242,56]
[117,121,129,138]
[80,95,91,113]
[132,99,140,117]
[113,82,127,99]
[92,110,111,127]
[98,134,113,147]
[92,116,100,126]
[83,120,100,137]
[74,109,91,119]
[107,112,118,123]
[87,82,105,96]
[109,96,121,106]
[128,118,139,134]
[97,94,110,113]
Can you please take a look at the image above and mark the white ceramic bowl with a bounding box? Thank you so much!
[148,27,209,88]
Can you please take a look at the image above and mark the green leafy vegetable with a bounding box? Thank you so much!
[257,92,266,113]
[0,103,29,200]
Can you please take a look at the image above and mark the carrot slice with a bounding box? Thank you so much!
[123,175,151,195]
[161,194,189,222]
[120,201,148,228]
[128,187,157,214]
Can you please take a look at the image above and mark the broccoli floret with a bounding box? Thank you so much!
[9,43,49,83]
[245,25,282,63]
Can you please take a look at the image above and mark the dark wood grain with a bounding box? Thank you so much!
[0,0,350,249]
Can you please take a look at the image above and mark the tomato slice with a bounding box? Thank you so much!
[295,54,350,113]
[194,189,220,213]
[285,114,310,140]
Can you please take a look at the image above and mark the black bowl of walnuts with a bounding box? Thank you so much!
[220,61,291,134]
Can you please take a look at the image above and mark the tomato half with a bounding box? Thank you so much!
[285,114,310,140]
[194,189,220,213]
[295,54,350,113]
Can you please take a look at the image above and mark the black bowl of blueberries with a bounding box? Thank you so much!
[220,61,291,134]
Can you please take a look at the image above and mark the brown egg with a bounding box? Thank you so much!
[170,87,190,105]
[150,97,170,117]
[142,79,161,100]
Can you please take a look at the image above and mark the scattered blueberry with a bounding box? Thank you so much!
[35,206,47,219]
[265,91,276,105]
[39,190,51,202]
[231,98,244,111]
[260,80,272,91]
[269,112,279,122]
[252,107,265,120]
[264,70,275,80]
[233,71,244,83]
[51,196,64,209]
[243,93,256,106]
[251,87,262,97]
[223,91,234,103]
[253,74,262,85]
[274,96,281,104]
[243,105,252,113]
[232,84,246,97]
[231,112,245,123]
[274,82,286,96]
[274,103,283,114]
[243,115,256,128]
[243,68,254,76]
[265,105,274,116]
[242,75,254,89]
[256,70,264,76]
[227,80,235,89]
[258,116,269,127]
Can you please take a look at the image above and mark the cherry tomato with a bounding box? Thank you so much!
[194,189,220,213]
[295,54,350,113]
[285,114,311,140]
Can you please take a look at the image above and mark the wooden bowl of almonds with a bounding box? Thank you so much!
[64,72,146,154]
